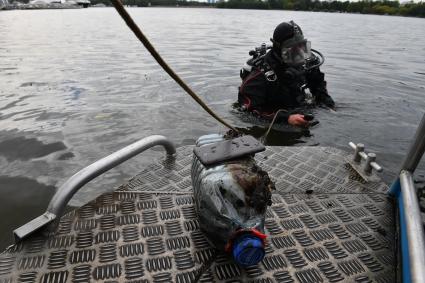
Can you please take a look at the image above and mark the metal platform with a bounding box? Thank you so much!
[0,146,396,283]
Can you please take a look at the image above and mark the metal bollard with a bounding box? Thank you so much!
[352,143,364,163]
[348,142,383,181]
[364,153,376,174]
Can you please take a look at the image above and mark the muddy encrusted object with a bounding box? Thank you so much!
[227,160,275,213]
[191,134,275,266]
[223,128,243,139]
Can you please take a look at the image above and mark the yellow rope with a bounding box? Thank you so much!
[110,0,238,133]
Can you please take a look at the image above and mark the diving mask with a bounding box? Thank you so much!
[281,40,311,66]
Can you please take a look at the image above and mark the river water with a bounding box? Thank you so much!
[0,7,424,249]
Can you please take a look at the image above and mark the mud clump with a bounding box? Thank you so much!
[228,161,275,213]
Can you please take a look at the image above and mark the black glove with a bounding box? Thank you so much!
[312,84,335,108]
[303,113,315,121]
[318,93,335,108]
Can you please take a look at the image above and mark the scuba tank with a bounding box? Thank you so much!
[191,134,275,266]
[240,43,271,80]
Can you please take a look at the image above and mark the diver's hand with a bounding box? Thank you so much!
[322,95,335,109]
[288,114,309,127]
[316,93,335,109]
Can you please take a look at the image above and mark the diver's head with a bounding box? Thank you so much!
[271,21,311,66]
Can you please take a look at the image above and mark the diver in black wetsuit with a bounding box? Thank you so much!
[237,21,335,127]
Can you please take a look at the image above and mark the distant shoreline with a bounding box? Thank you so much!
[214,0,425,18]
[2,2,424,18]
[1,5,82,10]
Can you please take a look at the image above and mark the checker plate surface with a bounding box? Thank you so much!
[119,146,389,195]
[0,146,396,283]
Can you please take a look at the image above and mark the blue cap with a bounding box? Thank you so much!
[232,234,265,267]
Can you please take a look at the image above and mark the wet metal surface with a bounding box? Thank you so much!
[193,135,265,166]
[120,146,388,195]
[0,146,395,282]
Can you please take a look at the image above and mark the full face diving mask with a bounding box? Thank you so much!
[281,40,312,66]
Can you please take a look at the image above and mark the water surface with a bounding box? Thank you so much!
[0,8,424,249]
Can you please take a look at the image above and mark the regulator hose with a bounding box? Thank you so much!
[306,49,325,70]
[110,0,238,133]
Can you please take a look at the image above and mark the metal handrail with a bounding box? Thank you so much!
[389,113,425,283]
[399,171,425,283]
[13,135,176,242]
[400,114,425,172]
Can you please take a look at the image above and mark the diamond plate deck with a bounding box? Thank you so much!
[0,146,396,283]
[119,146,388,195]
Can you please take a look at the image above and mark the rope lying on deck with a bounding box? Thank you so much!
[110,0,238,133]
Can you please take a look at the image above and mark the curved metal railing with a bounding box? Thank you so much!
[389,113,425,283]
[13,135,176,242]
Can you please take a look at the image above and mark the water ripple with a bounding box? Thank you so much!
[0,8,424,249]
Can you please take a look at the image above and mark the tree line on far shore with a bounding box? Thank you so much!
[85,0,425,18]
[216,0,425,18]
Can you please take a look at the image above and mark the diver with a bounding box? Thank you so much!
[237,21,335,127]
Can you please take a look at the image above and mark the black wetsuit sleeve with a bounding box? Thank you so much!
[306,67,335,108]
